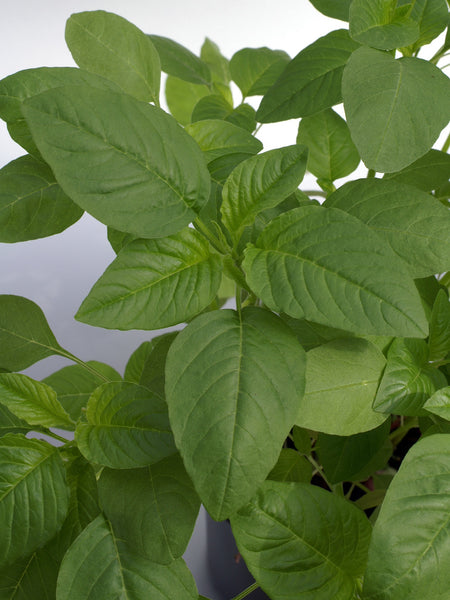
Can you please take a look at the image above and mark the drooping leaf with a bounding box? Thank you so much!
[0,295,67,371]
[221,145,308,243]
[308,0,352,21]
[230,47,290,98]
[342,47,450,172]
[230,481,372,600]
[165,75,210,125]
[165,307,306,520]
[325,178,450,278]
[298,338,388,435]
[22,85,211,238]
[383,149,450,192]
[75,381,176,469]
[200,38,230,86]
[423,386,450,420]
[428,289,450,361]
[148,34,211,85]
[0,373,73,429]
[362,434,450,599]
[56,515,199,600]
[191,94,233,122]
[76,228,223,330]
[373,338,447,416]
[407,0,450,47]
[98,453,200,565]
[65,10,161,104]
[267,448,313,483]
[0,435,70,569]
[256,30,360,122]
[0,403,31,438]
[242,205,428,337]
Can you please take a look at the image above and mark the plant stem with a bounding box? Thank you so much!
[302,190,327,198]
[389,416,418,444]
[441,130,450,153]
[354,481,372,494]
[230,582,260,600]
[39,428,70,444]
[236,285,242,317]
[62,351,111,382]
[307,454,334,491]
[194,217,231,255]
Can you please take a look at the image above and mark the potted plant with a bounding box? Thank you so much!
[0,2,450,598]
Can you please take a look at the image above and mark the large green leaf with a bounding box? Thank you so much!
[191,94,233,123]
[165,307,306,520]
[76,228,222,330]
[423,386,450,420]
[75,381,176,469]
[349,0,420,50]
[428,289,450,361]
[165,75,210,125]
[0,373,73,429]
[342,47,450,172]
[256,30,360,122]
[267,448,313,483]
[0,155,83,242]
[373,338,447,416]
[0,435,70,569]
[231,481,372,600]
[221,145,308,243]
[22,86,211,238]
[98,453,200,565]
[309,0,352,21]
[383,149,450,192]
[325,179,450,278]
[148,34,211,85]
[298,338,388,435]
[229,47,290,98]
[65,11,160,104]
[242,205,428,337]
[56,515,198,600]
[362,434,450,599]
[407,0,450,47]
[0,295,67,371]
[297,108,360,181]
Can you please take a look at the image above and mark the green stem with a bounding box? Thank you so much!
[62,351,110,382]
[441,130,450,153]
[194,217,231,255]
[39,428,70,444]
[430,43,448,64]
[235,285,242,317]
[230,582,260,600]
[302,190,327,198]
[253,123,263,135]
[307,454,334,492]
[354,481,371,494]
[429,358,450,368]
[367,169,376,178]
[389,416,418,444]
[440,272,450,287]
[345,482,356,499]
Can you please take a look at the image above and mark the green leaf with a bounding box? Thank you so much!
[242,205,428,337]
[292,426,312,455]
[230,47,290,98]
[342,47,450,172]
[148,34,211,85]
[65,11,160,104]
[408,0,450,47]
[349,0,420,50]
[200,38,230,86]
[0,373,73,429]
[324,178,450,278]
[191,94,233,122]
[225,103,256,132]
[316,420,392,484]
[107,228,138,254]
[42,361,121,424]
[56,515,199,600]
[423,386,450,420]
[0,295,67,371]
[98,453,200,565]
[0,403,31,438]
[76,228,223,330]
[221,145,308,243]
[22,85,211,238]
[256,30,360,122]
[298,338,388,435]
[0,155,83,243]
[230,480,372,600]
[383,149,450,192]
[428,289,450,361]
[267,448,313,482]
[75,381,176,469]
[165,307,306,521]
[309,0,352,21]
[282,314,354,351]
[297,108,360,181]
[362,434,450,599]
[373,338,447,416]
[165,75,210,125]
[0,435,70,568]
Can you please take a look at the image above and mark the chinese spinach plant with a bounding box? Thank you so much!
[1,2,450,599]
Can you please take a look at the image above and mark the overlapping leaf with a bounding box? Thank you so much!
[267,448,312,483]
[407,0,450,48]
[165,75,210,125]
[383,149,450,191]
[230,47,290,98]
[309,0,352,21]
[148,34,211,85]
[428,289,450,361]
[0,404,30,438]
[423,387,450,420]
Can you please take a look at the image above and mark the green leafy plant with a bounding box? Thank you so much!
[0,2,450,599]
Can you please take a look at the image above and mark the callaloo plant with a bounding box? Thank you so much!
[0,2,450,599]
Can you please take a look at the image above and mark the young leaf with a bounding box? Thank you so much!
[242,205,428,337]
[298,338,388,436]
[65,10,161,104]
[342,47,450,172]
[0,373,73,429]
[373,338,447,416]
[363,434,450,599]
[297,108,360,181]
[230,481,372,600]
[256,30,360,122]
[423,386,450,420]
[76,228,223,330]
[165,307,306,521]
[165,75,210,125]
[0,435,70,569]
[408,0,449,47]
[324,178,450,278]
[75,381,176,469]
[229,47,290,98]
[191,94,233,122]
[428,289,450,361]
[267,448,313,483]
[56,515,199,600]
[98,453,200,565]
[0,155,83,242]
[225,103,256,132]
[201,38,230,86]
[383,149,450,192]
[22,86,211,239]
[221,145,308,243]
[148,34,211,85]
[308,0,352,21]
